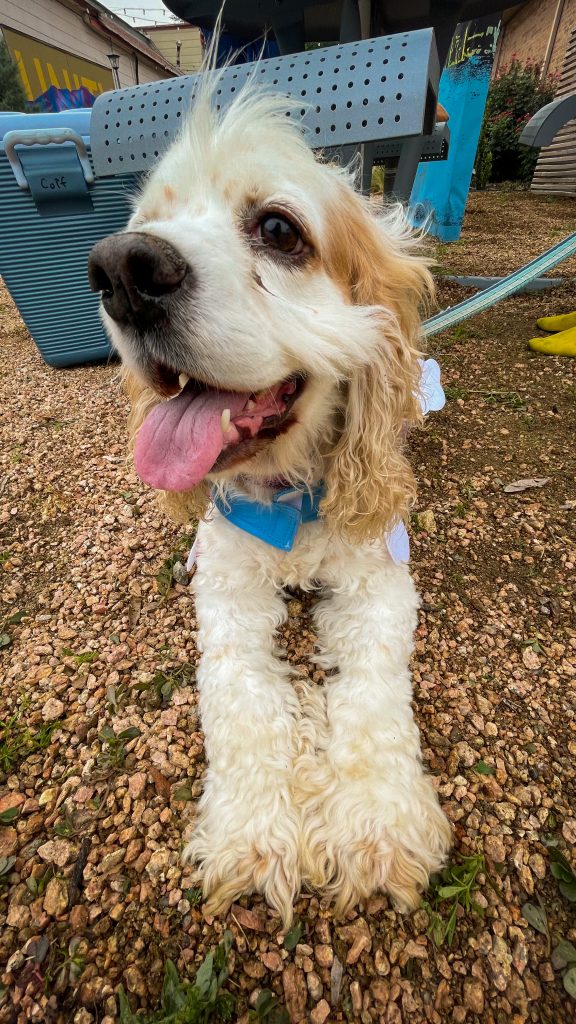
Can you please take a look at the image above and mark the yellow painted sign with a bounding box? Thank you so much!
[2,26,113,107]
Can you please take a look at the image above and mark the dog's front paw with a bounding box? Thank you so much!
[183,777,301,926]
[302,768,451,914]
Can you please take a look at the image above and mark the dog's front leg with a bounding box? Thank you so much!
[302,545,451,913]
[183,522,301,925]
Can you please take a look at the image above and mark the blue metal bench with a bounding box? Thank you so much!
[90,31,440,176]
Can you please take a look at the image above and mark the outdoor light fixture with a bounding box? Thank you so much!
[107,53,121,89]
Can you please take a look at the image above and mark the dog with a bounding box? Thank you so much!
[88,81,452,927]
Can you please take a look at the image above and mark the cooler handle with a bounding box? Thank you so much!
[3,128,94,190]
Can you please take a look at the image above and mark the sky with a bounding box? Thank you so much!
[99,1,179,28]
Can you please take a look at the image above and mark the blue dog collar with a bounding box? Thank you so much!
[196,485,411,563]
[213,484,324,552]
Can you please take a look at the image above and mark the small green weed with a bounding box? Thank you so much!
[544,838,576,903]
[61,647,99,665]
[96,725,141,773]
[53,810,78,838]
[452,325,474,340]
[156,553,183,597]
[472,761,495,776]
[478,389,527,410]
[156,534,195,597]
[249,990,290,1023]
[173,785,194,802]
[25,865,55,898]
[523,887,576,999]
[105,680,130,714]
[410,511,422,533]
[0,609,25,649]
[435,243,451,262]
[0,805,21,825]
[46,937,87,990]
[133,663,195,708]
[424,853,490,947]
[460,480,477,501]
[548,809,560,831]
[118,930,235,1023]
[444,385,468,401]
[552,939,576,1000]
[0,713,58,780]
[183,886,203,907]
[0,855,16,889]
[282,921,303,951]
[522,898,551,954]
[522,635,545,655]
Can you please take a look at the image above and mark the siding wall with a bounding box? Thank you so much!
[145,25,203,73]
[532,25,576,194]
[0,0,172,88]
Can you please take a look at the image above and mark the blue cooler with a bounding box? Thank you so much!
[0,109,135,367]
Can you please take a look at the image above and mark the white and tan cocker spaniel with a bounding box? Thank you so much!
[88,82,452,926]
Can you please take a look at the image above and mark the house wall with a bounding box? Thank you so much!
[532,25,576,194]
[0,0,172,97]
[144,25,203,73]
[494,0,576,79]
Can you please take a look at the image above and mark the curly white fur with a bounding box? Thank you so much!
[186,518,451,924]
[103,81,452,924]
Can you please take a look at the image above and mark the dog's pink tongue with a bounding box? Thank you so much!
[134,386,248,491]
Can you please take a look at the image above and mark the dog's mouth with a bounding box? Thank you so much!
[133,362,305,492]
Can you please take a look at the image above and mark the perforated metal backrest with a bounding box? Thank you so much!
[372,123,450,163]
[91,29,439,177]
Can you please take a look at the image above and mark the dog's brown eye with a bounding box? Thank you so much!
[258,214,303,254]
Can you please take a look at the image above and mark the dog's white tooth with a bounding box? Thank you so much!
[178,373,189,389]
[221,408,231,434]
[246,400,256,411]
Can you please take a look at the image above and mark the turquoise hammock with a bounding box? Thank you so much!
[423,232,576,337]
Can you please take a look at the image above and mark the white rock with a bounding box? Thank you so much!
[37,838,77,867]
[42,697,65,721]
[146,848,171,878]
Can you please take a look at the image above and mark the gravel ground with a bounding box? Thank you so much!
[1,189,575,1024]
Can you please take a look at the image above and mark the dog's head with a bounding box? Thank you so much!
[89,88,433,541]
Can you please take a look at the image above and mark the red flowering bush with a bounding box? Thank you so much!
[476,59,558,187]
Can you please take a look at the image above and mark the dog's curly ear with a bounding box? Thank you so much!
[321,186,434,543]
[122,368,209,523]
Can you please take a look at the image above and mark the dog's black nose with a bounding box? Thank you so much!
[88,232,189,329]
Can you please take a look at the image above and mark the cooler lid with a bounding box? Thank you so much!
[0,108,92,146]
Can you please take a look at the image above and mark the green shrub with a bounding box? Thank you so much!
[0,41,28,112]
[476,59,557,186]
